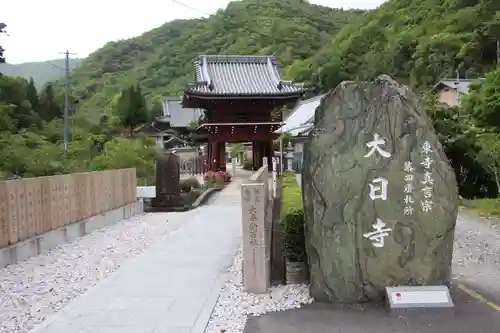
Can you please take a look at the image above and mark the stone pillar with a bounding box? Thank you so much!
[232,158,236,178]
[287,152,293,171]
[151,152,181,210]
[272,157,277,198]
[262,157,269,205]
[241,182,268,293]
[155,134,164,149]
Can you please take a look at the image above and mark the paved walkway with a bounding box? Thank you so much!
[31,180,245,333]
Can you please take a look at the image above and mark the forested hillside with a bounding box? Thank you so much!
[56,0,364,117]
[0,58,82,89]
[301,0,500,94]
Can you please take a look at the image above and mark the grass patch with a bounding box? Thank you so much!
[280,171,303,217]
[461,198,500,219]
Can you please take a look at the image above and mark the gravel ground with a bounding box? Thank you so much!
[453,208,500,296]
[206,209,500,333]
[0,212,188,333]
[204,248,313,333]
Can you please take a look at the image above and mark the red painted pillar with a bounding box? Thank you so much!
[251,141,259,171]
[218,142,226,171]
[266,140,274,171]
[210,140,218,172]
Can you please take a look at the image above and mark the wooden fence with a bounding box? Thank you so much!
[0,168,136,249]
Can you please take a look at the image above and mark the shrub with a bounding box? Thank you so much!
[214,173,225,186]
[215,170,231,182]
[283,208,306,262]
[180,177,201,193]
[279,171,306,262]
[204,171,215,184]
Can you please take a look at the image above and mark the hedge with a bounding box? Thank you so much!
[280,171,306,262]
[280,171,303,217]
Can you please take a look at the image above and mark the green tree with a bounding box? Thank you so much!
[475,132,500,194]
[115,84,148,135]
[26,77,39,112]
[90,136,157,184]
[462,69,500,130]
[0,23,5,63]
[39,83,62,121]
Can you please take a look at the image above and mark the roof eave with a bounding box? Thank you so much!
[183,90,305,100]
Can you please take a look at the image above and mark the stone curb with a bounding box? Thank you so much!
[192,271,230,333]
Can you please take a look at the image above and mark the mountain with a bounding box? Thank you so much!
[300,0,500,95]
[0,58,82,89]
[58,0,365,116]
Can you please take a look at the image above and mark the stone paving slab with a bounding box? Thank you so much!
[30,185,243,333]
[244,285,500,333]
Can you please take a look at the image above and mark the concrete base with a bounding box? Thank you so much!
[0,200,144,269]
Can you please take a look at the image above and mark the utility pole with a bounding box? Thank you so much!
[58,50,76,154]
[497,38,499,69]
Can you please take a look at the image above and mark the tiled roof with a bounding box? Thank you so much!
[432,78,485,95]
[185,55,305,98]
[275,94,325,136]
[158,97,203,127]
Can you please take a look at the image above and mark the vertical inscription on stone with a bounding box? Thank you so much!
[363,133,393,248]
[420,141,434,212]
[403,161,415,216]
[248,204,258,246]
[241,182,267,293]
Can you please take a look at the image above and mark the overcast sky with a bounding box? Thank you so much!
[2,0,384,64]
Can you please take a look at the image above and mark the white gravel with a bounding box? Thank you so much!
[206,209,500,333]
[204,247,313,333]
[0,212,186,333]
[452,209,500,292]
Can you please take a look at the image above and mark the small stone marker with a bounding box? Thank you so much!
[386,286,453,313]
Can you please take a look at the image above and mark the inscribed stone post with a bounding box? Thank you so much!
[302,75,458,303]
[272,157,277,198]
[152,152,181,209]
[241,182,268,293]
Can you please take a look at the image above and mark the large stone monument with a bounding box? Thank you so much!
[151,151,181,211]
[302,75,458,303]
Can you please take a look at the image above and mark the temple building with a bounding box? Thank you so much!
[182,55,305,171]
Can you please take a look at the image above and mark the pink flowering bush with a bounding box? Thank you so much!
[204,170,231,186]
[215,170,231,182]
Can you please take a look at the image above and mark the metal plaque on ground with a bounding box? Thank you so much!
[386,286,454,313]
